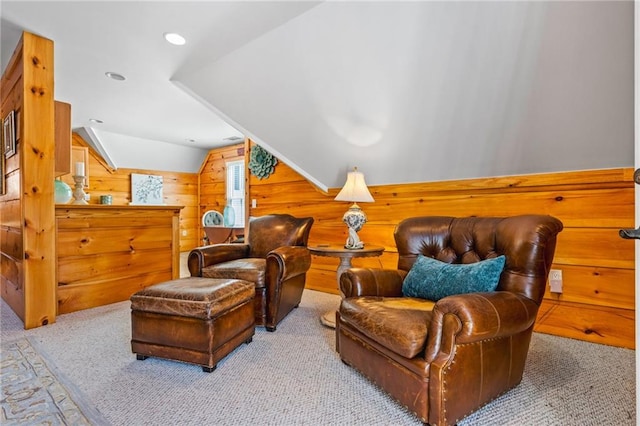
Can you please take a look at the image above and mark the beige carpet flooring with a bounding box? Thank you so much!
[1,286,635,426]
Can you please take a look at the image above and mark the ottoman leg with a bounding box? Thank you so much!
[202,365,217,373]
[245,337,253,344]
[136,354,148,361]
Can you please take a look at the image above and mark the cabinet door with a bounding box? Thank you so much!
[54,101,71,177]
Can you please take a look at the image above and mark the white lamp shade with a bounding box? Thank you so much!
[335,169,374,203]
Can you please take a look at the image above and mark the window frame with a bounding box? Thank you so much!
[225,159,245,227]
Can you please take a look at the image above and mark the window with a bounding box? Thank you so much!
[226,160,245,227]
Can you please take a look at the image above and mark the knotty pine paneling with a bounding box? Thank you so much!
[0,252,21,290]
[57,227,173,257]
[21,33,57,329]
[1,198,22,229]
[0,32,57,329]
[553,228,634,269]
[58,248,172,284]
[3,164,21,200]
[0,227,22,260]
[247,142,634,348]
[542,265,634,310]
[66,133,200,251]
[0,40,24,321]
[55,205,181,314]
[58,270,172,314]
[0,271,24,320]
[535,300,634,348]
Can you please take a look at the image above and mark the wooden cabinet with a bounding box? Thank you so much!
[54,101,71,177]
[56,205,183,314]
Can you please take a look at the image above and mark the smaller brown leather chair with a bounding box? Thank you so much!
[188,214,314,332]
[337,215,563,425]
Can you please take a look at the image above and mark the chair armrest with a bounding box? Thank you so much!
[340,268,407,298]
[267,246,311,281]
[188,244,250,277]
[424,291,539,361]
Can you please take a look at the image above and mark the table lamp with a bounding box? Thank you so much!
[335,167,374,249]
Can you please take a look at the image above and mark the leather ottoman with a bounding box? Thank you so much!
[130,277,255,372]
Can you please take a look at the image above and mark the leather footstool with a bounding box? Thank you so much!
[130,277,255,372]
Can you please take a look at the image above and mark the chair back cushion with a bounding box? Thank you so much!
[402,254,505,300]
[394,215,563,303]
[248,214,314,258]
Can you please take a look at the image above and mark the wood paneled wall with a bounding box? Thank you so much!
[246,143,635,349]
[0,32,57,328]
[68,133,200,251]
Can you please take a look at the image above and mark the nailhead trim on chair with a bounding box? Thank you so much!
[441,336,521,425]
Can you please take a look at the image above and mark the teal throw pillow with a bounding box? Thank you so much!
[402,255,506,301]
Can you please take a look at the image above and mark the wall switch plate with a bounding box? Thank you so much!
[251,199,257,208]
[549,269,563,293]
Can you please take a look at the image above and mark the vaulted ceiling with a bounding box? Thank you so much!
[1,1,633,190]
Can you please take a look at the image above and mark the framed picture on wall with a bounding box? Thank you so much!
[130,173,164,205]
[3,110,16,158]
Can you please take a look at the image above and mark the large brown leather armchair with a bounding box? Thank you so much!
[336,215,563,425]
[188,214,314,332]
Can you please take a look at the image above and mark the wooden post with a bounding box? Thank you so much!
[21,33,56,328]
[0,32,57,328]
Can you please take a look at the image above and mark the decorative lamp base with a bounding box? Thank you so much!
[343,203,367,250]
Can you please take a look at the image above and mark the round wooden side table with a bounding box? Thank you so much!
[309,244,384,328]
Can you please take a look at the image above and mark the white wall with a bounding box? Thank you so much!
[93,129,208,173]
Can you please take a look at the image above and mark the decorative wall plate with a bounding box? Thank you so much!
[248,145,277,179]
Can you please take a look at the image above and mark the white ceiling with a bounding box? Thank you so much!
[1,1,320,172]
[0,1,634,189]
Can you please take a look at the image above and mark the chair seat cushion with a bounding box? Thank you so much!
[340,296,435,359]
[130,277,254,320]
[202,258,266,288]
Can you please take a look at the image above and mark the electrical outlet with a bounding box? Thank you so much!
[549,269,563,293]
[181,230,187,237]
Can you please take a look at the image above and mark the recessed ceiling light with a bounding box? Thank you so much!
[89,118,103,124]
[105,72,125,81]
[164,32,186,46]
